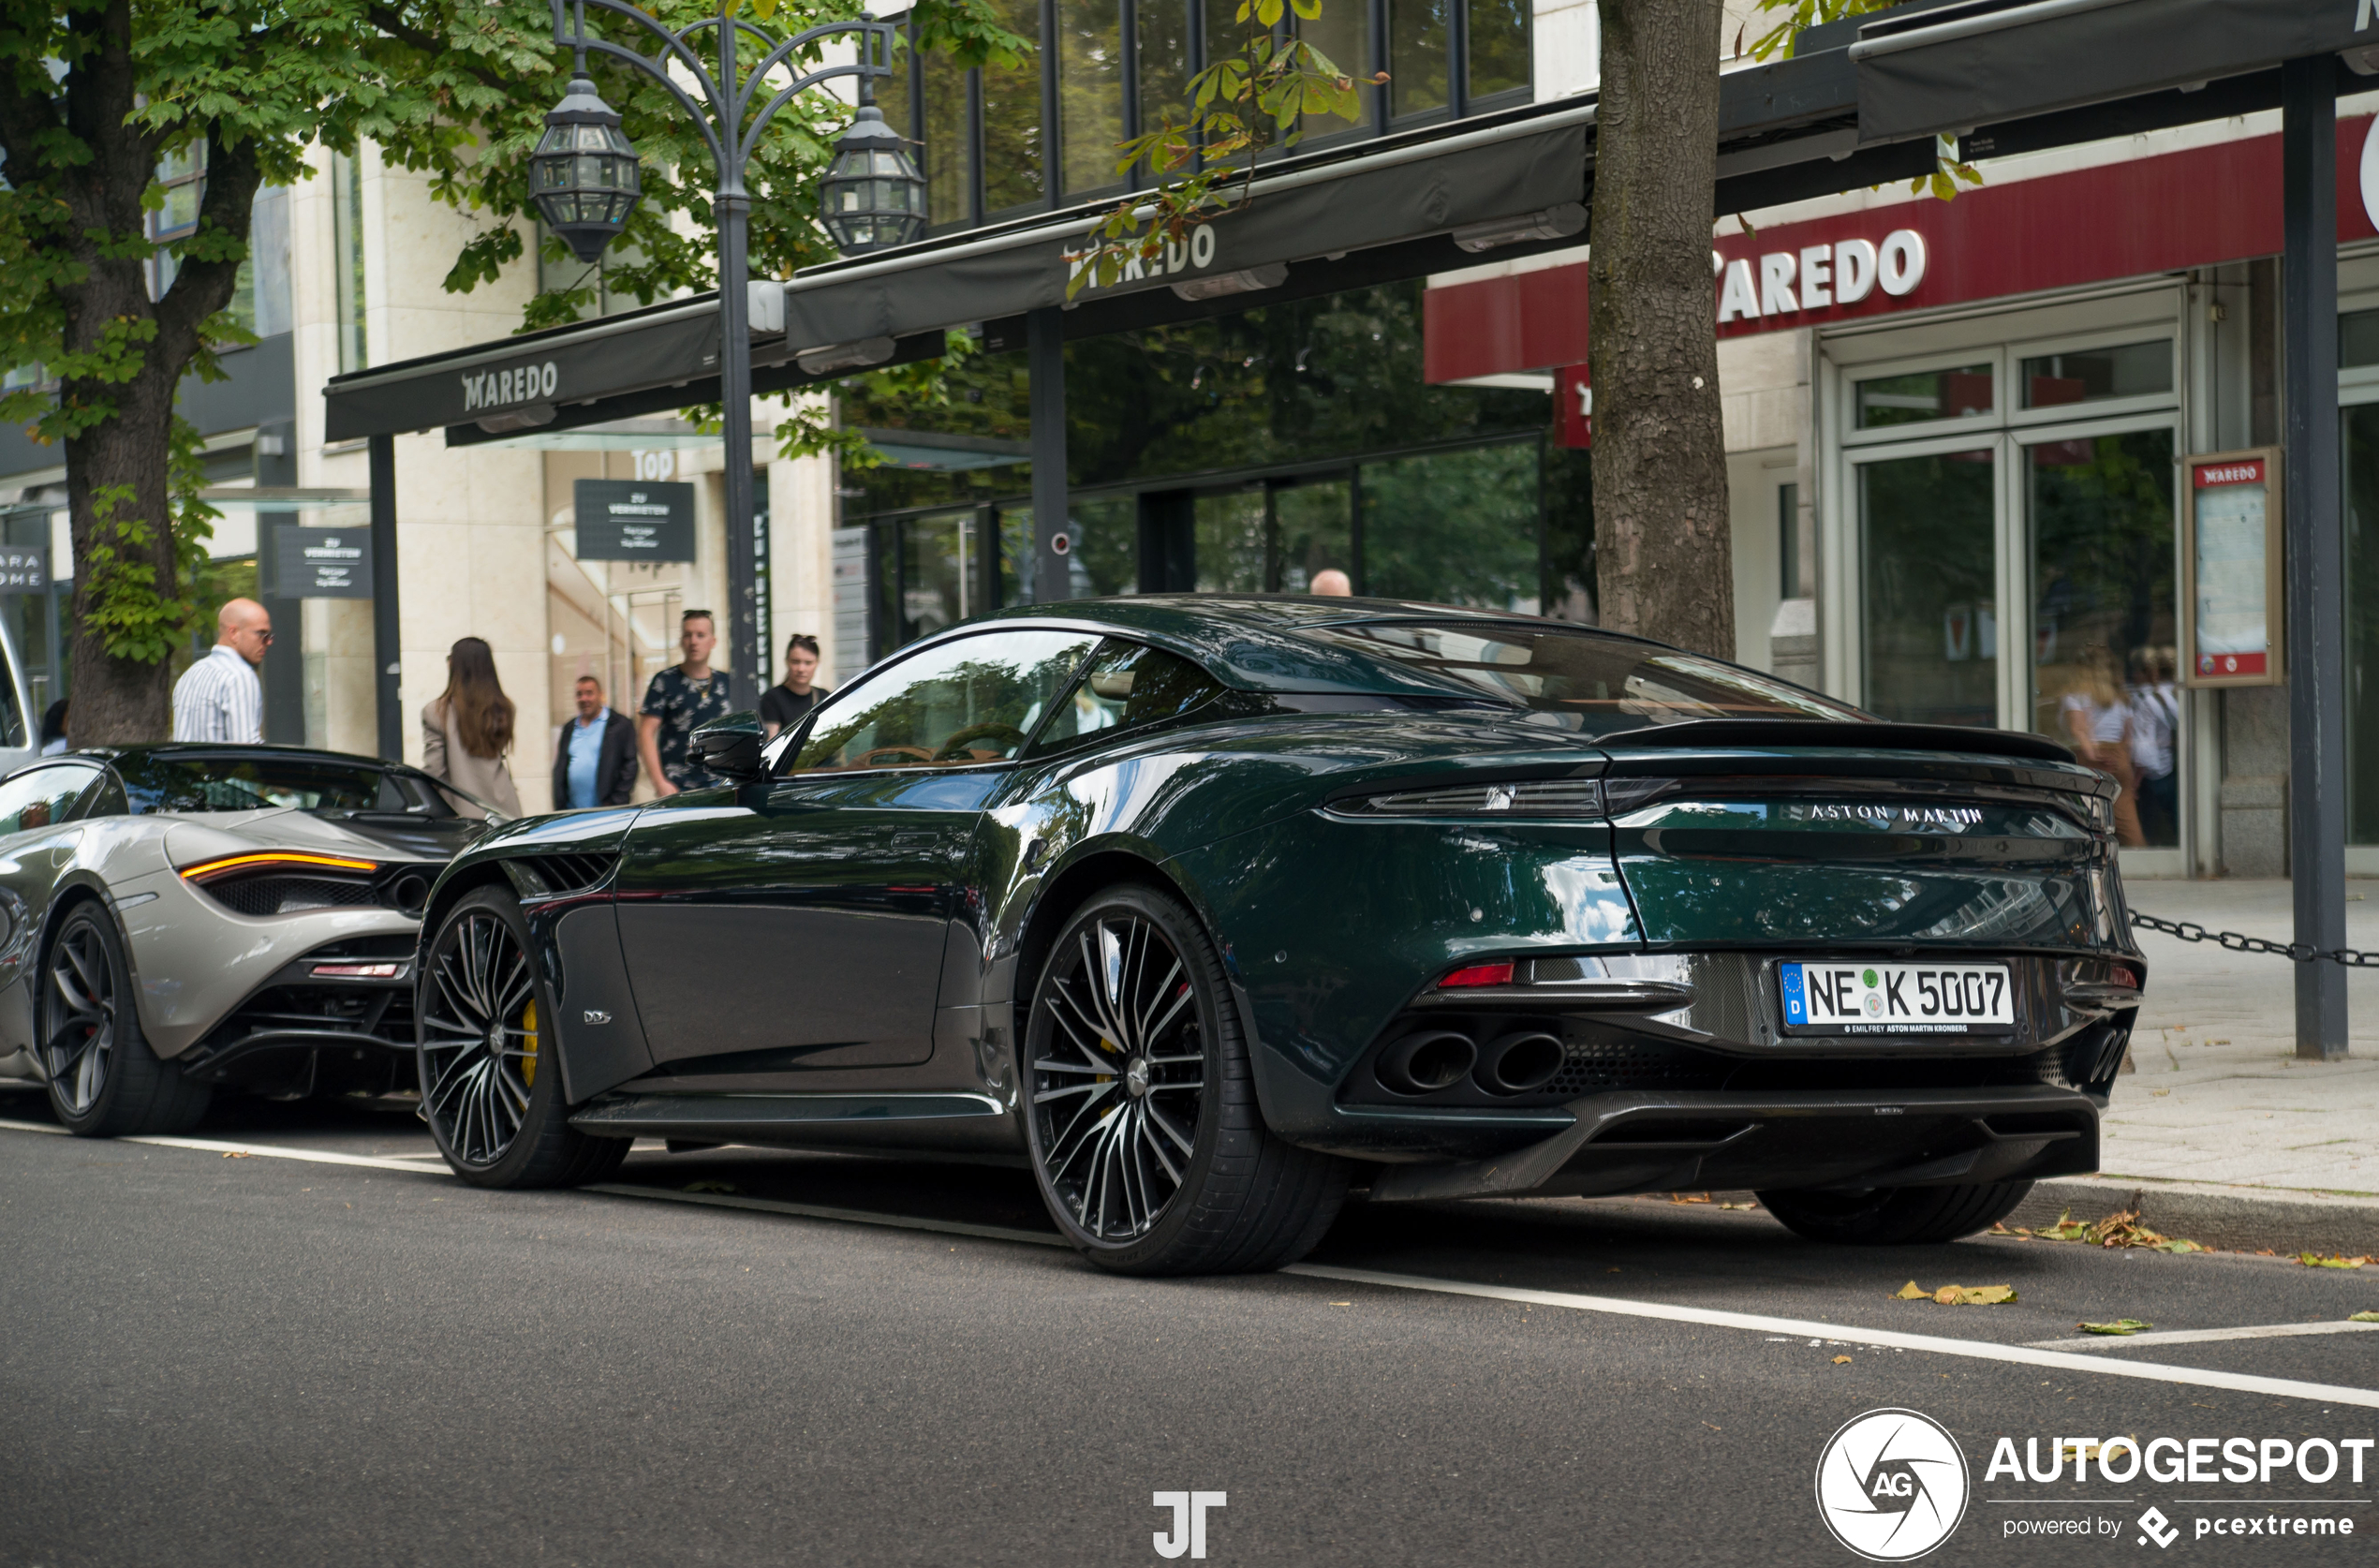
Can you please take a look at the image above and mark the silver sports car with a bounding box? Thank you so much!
[0,746,498,1136]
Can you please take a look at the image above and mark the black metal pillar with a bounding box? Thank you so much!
[368,434,402,762]
[1027,306,1069,601]
[717,201,760,704]
[2282,56,2348,1060]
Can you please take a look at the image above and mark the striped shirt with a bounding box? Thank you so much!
[171,644,264,743]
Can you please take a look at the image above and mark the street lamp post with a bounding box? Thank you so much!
[536,0,924,705]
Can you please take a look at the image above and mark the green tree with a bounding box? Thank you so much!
[0,0,1021,743]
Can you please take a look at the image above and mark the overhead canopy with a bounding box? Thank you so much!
[1854,0,2377,144]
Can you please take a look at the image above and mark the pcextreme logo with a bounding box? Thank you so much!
[1816,1409,1971,1561]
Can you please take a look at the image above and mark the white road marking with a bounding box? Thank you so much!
[2028,1321,2379,1351]
[584,1182,1068,1248]
[126,1135,451,1173]
[0,1117,66,1135]
[1285,1263,2379,1411]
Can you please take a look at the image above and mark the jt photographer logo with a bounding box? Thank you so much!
[1817,1410,1971,1561]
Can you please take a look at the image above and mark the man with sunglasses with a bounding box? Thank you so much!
[170,599,272,743]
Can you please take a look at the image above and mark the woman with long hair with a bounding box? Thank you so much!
[421,636,523,818]
[2060,643,2143,848]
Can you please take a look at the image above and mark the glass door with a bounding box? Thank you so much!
[2022,420,2180,851]
[1850,436,2003,729]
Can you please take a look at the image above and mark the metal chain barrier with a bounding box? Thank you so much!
[2128,910,2379,968]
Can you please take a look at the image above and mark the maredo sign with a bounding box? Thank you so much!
[1426,111,2379,401]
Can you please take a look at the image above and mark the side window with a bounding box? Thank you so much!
[789,629,1101,775]
[0,765,98,834]
[1027,642,1229,759]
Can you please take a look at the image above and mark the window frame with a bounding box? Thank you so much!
[1019,636,1232,761]
[773,627,1104,779]
[2003,328,2180,430]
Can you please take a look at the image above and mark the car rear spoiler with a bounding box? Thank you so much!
[1594,718,2078,766]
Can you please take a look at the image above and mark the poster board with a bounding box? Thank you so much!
[2180,448,2283,688]
[575,479,697,561]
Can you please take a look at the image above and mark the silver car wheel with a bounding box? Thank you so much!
[41,920,116,1116]
[419,907,539,1168]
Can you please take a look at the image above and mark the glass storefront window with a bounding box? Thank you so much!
[897,510,988,645]
[1466,0,1530,102]
[1390,0,1451,119]
[1194,490,1269,593]
[1854,364,1992,430]
[1274,478,1352,590]
[1858,449,1997,729]
[1362,442,1538,611]
[1058,0,1128,194]
[1299,4,1373,137]
[920,44,973,227]
[981,0,1045,214]
[1062,495,1141,596]
[2344,308,2379,370]
[2020,341,2173,409]
[1138,0,1194,147]
[2027,428,2177,848]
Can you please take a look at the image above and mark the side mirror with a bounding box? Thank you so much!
[690,720,766,785]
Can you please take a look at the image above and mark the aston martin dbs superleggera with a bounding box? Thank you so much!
[414,597,2143,1275]
[0,746,497,1135]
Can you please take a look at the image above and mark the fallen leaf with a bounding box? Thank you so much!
[2351,1311,2379,1324]
[2078,1318,2154,1336]
[221,1150,251,1159]
[1702,1421,1721,1430]
[684,1180,739,1194]
[1832,1354,1854,1364]
[1895,1281,1930,1300]
[2031,1199,2203,1253]
[2301,1252,2370,1269]
[1932,1284,2017,1306]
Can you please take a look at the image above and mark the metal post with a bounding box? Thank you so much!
[2282,55,2348,1060]
[717,199,759,705]
[1027,306,1069,602]
[368,433,402,762]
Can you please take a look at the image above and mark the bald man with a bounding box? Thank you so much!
[1309,568,1352,597]
[171,599,272,743]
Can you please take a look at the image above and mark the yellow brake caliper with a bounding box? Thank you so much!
[520,998,539,1087]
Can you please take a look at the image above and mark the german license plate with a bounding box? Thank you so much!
[1778,960,2015,1035]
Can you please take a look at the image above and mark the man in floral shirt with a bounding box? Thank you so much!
[637,609,735,794]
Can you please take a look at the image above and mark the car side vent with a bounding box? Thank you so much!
[1340,777,1603,818]
[512,853,618,897]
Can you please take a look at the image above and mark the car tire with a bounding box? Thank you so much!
[1021,881,1349,1276]
[417,884,628,1190]
[1756,1180,2034,1246]
[40,902,211,1137]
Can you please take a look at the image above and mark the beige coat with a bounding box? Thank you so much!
[421,697,523,818]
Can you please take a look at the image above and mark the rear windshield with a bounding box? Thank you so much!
[112,753,489,818]
[1294,622,1870,735]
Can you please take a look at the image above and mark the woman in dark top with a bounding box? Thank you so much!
[759,633,833,738]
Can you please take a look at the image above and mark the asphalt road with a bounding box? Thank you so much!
[7,1088,2379,1568]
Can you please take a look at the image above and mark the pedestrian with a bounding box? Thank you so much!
[759,633,832,739]
[170,599,271,742]
[2127,646,2180,846]
[1309,568,1352,597]
[2061,644,2142,848]
[421,636,523,819]
[637,609,733,795]
[37,699,68,755]
[552,673,639,808]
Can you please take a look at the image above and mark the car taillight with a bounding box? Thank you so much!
[1438,961,1515,989]
[179,851,379,882]
[312,962,402,978]
[2112,963,2142,989]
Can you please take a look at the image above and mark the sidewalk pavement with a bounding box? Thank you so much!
[2008,877,2379,1251]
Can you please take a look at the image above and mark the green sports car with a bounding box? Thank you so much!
[413,597,2142,1274]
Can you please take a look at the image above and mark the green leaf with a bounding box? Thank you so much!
[2078,1318,2154,1336]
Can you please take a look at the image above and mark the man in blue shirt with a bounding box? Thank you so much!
[551,674,638,808]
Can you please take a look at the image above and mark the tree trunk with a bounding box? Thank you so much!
[1588,0,1734,659]
[63,377,182,742]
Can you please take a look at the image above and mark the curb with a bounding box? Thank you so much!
[2011,1176,2379,1257]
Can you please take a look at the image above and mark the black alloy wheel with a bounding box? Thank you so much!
[41,903,209,1136]
[418,885,626,1189]
[1023,883,1349,1275]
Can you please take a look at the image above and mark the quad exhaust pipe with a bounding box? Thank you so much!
[1374,1029,1566,1097]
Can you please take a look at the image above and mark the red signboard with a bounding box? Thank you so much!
[1425,114,2379,386]
[2182,451,2283,688]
